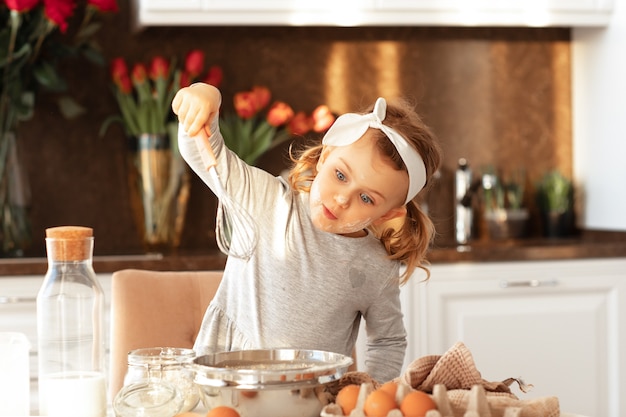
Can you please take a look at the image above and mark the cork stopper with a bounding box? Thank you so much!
[46,226,94,262]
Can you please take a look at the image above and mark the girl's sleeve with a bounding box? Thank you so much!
[362,280,408,383]
[177,114,231,197]
[177,117,289,219]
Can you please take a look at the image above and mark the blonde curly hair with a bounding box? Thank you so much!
[287,98,442,284]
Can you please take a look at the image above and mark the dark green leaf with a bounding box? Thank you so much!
[57,96,86,119]
[33,61,66,91]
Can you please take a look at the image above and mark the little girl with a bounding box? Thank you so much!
[172,83,442,382]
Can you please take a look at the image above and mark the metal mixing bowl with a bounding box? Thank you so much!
[192,348,353,417]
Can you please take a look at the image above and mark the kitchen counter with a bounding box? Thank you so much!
[2,230,625,276]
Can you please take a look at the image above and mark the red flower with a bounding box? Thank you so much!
[43,0,76,33]
[266,101,294,127]
[5,0,40,12]
[117,73,132,94]
[203,65,223,88]
[131,63,148,85]
[221,85,333,165]
[149,56,169,80]
[250,86,270,112]
[87,0,118,12]
[312,105,335,132]
[184,49,205,78]
[179,71,191,88]
[110,57,132,93]
[288,111,313,136]
[233,91,258,120]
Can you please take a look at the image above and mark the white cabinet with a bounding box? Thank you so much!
[400,258,626,417]
[0,274,112,413]
[132,0,614,28]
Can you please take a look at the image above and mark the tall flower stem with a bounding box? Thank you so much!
[0,11,22,196]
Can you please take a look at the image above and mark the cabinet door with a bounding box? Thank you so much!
[377,0,613,10]
[402,259,626,417]
[139,0,202,11]
[206,0,375,10]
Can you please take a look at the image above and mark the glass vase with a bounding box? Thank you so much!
[127,133,190,253]
[0,132,32,257]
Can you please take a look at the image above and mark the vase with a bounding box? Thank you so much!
[541,209,575,238]
[0,132,32,257]
[484,208,529,240]
[127,133,190,253]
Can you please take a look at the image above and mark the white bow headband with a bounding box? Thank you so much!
[322,97,427,204]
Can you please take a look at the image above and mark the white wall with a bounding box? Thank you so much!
[572,0,626,230]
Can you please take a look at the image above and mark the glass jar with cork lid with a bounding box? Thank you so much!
[36,226,107,417]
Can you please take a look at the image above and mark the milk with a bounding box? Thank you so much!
[39,371,107,417]
[0,332,30,416]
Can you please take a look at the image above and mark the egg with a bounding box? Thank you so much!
[205,405,241,417]
[363,389,397,417]
[336,384,361,415]
[399,390,437,417]
[378,381,398,399]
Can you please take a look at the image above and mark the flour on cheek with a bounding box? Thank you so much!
[309,180,332,232]
[309,178,372,235]
[335,218,372,234]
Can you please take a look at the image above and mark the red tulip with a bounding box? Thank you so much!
[110,57,131,93]
[203,65,223,88]
[266,101,294,127]
[87,0,118,12]
[149,56,169,80]
[5,0,40,12]
[233,91,258,120]
[288,111,313,136]
[43,0,76,33]
[312,104,335,132]
[179,70,191,88]
[185,49,205,78]
[116,73,132,94]
[131,63,148,85]
[250,86,271,112]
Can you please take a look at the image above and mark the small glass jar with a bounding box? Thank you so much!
[123,347,199,413]
[113,380,183,417]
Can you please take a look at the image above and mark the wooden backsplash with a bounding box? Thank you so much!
[16,1,571,256]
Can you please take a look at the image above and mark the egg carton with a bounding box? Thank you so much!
[321,382,527,417]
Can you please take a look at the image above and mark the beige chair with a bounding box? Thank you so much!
[108,268,357,401]
[108,269,223,400]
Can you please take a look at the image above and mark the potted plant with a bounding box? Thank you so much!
[536,170,575,238]
[482,166,529,239]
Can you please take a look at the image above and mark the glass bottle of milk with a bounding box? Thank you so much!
[37,226,106,417]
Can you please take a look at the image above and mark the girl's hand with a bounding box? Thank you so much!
[172,83,222,137]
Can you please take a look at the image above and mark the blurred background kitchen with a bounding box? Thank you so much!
[7,0,626,257]
[3,2,626,416]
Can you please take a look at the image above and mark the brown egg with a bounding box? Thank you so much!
[378,381,398,399]
[336,384,361,415]
[240,390,258,398]
[205,405,241,417]
[399,390,437,417]
[363,389,397,417]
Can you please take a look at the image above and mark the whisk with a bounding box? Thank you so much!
[193,130,258,260]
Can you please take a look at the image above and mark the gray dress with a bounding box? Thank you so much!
[178,122,407,382]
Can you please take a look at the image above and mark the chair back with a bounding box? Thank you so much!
[108,269,223,400]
